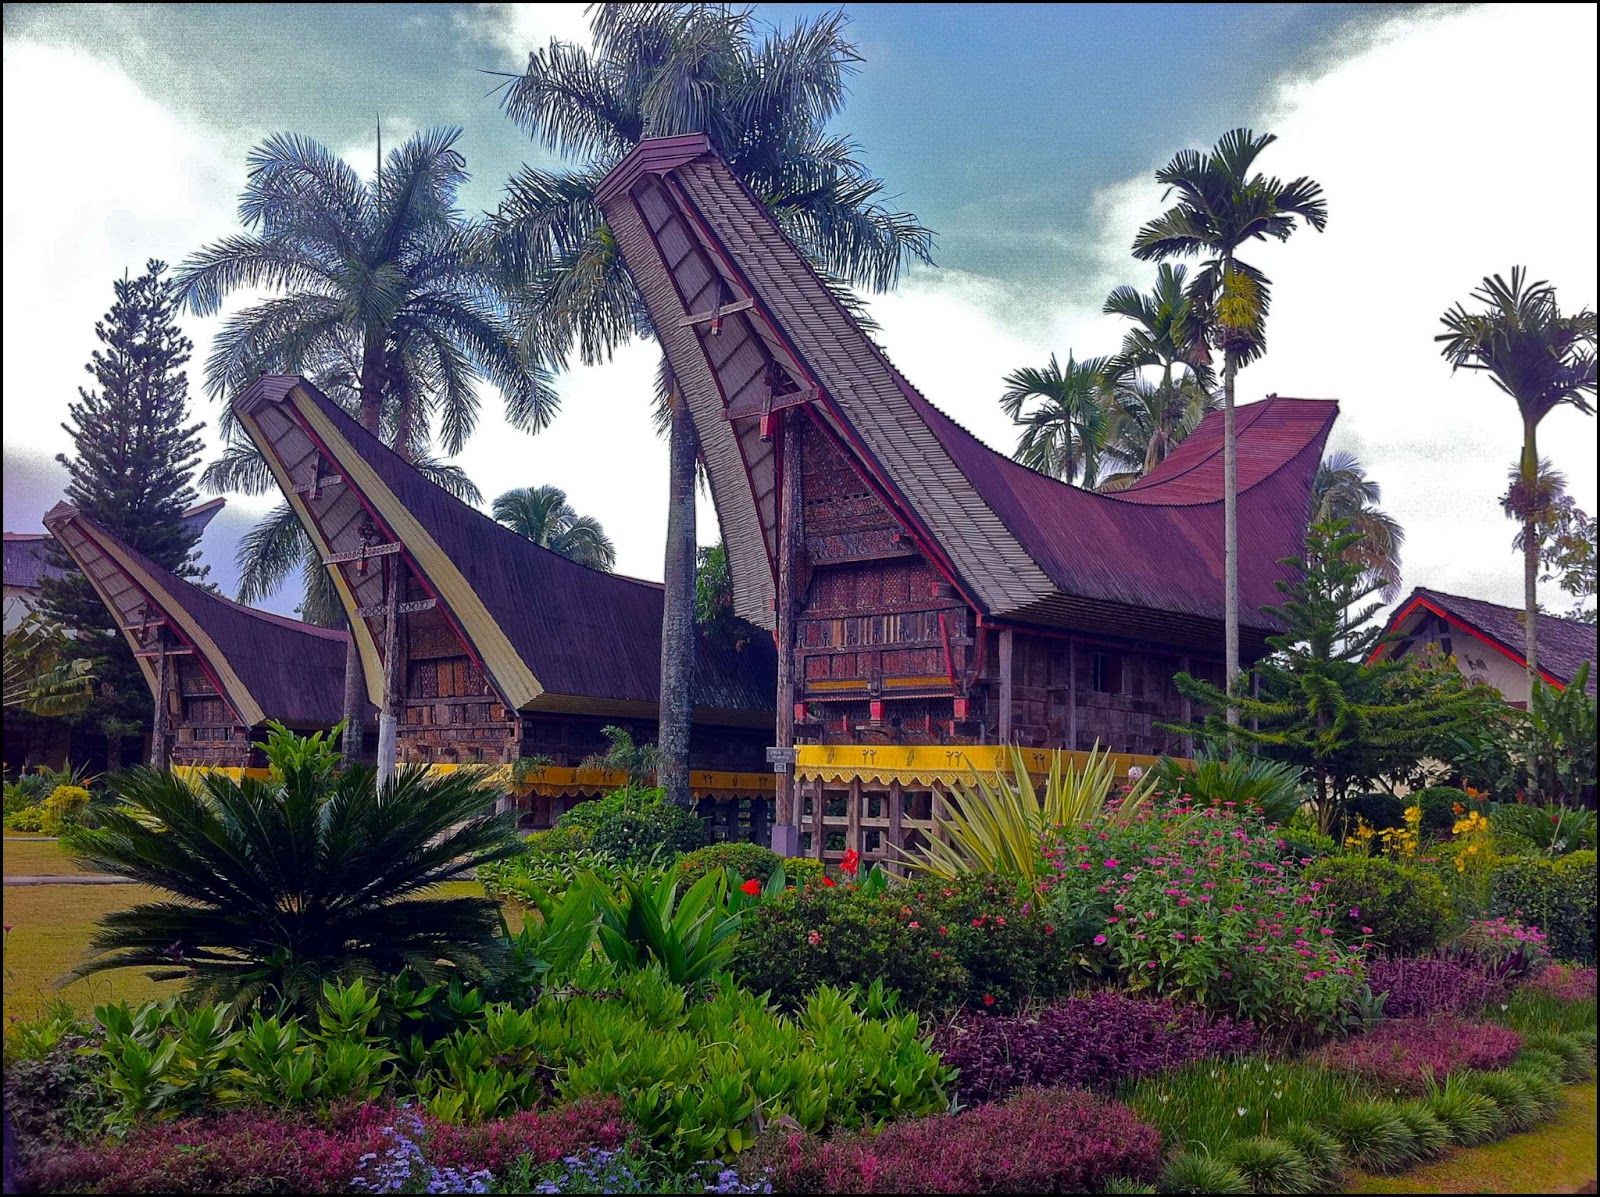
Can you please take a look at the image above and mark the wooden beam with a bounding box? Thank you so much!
[772,409,803,854]
[1180,654,1194,758]
[289,474,343,494]
[1067,635,1078,749]
[133,646,195,658]
[355,597,436,618]
[322,542,402,565]
[150,633,170,769]
[676,296,753,327]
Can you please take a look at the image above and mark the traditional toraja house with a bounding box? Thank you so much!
[595,134,1338,866]
[1372,587,1598,705]
[41,502,355,768]
[232,375,777,831]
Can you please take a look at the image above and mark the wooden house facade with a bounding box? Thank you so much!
[595,134,1337,867]
[42,503,355,768]
[233,376,777,830]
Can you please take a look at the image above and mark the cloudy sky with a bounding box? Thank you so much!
[3,3,1596,623]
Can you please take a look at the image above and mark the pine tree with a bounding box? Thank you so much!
[1172,519,1500,832]
[39,260,206,766]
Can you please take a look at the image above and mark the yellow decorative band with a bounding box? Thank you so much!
[793,743,1171,788]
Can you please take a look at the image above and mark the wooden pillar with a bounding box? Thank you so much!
[150,631,171,769]
[1066,635,1078,750]
[1180,653,1194,759]
[772,410,804,855]
[376,556,405,786]
[998,626,1014,744]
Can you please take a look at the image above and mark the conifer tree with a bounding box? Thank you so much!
[39,260,206,766]
[1172,519,1499,831]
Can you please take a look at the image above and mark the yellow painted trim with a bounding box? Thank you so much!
[794,743,1172,787]
[177,763,774,801]
[238,408,384,706]
[91,536,266,727]
[290,387,543,709]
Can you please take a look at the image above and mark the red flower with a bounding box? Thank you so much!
[822,876,837,888]
[841,848,861,875]
[981,994,996,1006]
[741,878,763,896]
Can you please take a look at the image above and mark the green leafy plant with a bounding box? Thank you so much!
[1309,854,1455,954]
[677,841,823,887]
[1219,1136,1315,1194]
[1492,802,1597,855]
[585,869,746,986]
[898,742,1155,893]
[1154,752,1306,825]
[1490,849,1596,962]
[1323,1101,1417,1174]
[62,728,522,1009]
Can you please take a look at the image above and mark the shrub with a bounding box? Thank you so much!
[18,1100,628,1195]
[1,1025,112,1163]
[1413,787,1473,836]
[764,1087,1162,1194]
[588,800,708,865]
[61,726,521,1009]
[733,873,1069,1014]
[5,802,46,832]
[1490,850,1597,963]
[40,784,92,835]
[1220,1136,1315,1194]
[678,842,822,888]
[1315,1016,1523,1092]
[1309,855,1454,955]
[1363,955,1511,1018]
[934,991,1256,1104]
[1043,804,1363,1036]
[1522,963,1598,1003]
[556,786,664,833]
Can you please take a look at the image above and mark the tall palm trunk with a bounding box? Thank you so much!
[341,328,387,768]
[658,392,698,808]
[1222,352,1240,730]
[1521,412,1540,803]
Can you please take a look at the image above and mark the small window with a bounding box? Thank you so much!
[1091,651,1123,694]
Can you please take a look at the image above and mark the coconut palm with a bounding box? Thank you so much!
[1098,373,1221,489]
[492,484,616,570]
[999,353,1116,487]
[63,723,521,1010]
[1312,451,1405,600]
[1438,269,1597,750]
[176,126,552,766]
[3,606,94,717]
[1132,129,1328,719]
[489,3,933,807]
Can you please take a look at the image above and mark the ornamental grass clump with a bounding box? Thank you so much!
[1219,1135,1316,1194]
[1041,802,1363,1036]
[1125,1056,1368,1153]
[1363,955,1511,1018]
[934,990,1257,1104]
[1323,1101,1418,1174]
[764,1087,1162,1194]
[1314,1016,1523,1092]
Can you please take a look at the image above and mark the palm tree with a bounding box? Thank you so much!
[489,4,933,808]
[1098,373,1221,488]
[492,484,616,570]
[3,606,94,716]
[63,723,521,1010]
[1438,269,1598,753]
[1312,451,1405,600]
[176,127,553,767]
[1132,129,1328,722]
[999,353,1117,487]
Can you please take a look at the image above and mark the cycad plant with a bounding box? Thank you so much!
[898,743,1156,893]
[62,723,522,1010]
[1153,751,1307,825]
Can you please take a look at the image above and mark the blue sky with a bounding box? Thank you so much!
[3,3,1596,620]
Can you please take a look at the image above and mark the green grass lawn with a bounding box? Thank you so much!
[1346,1081,1598,1194]
[3,835,97,876]
[4,874,518,1027]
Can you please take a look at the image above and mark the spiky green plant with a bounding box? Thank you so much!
[1152,751,1305,824]
[1424,1076,1501,1145]
[1504,1058,1564,1119]
[1277,1122,1345,1188]
[62,725,522,1010]
[1461,1070,1541,1133]
[1324,1101,1417,1174]
[897,742,1155,892]
[1158,1151,1251,1194]
[1219,1136,1314,1193]
[1521,1031,1595,1081]
[1393,1101,1452,1161]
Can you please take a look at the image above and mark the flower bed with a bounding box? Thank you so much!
[1363,955,1511,1018]
[934,990,1256,1104]
[761,1087,1162,1194]
[1315,1016,1523,1092]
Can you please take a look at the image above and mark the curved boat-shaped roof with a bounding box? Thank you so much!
[595,134,1336,649]
[234,375,775,723]
[42,502,349,729]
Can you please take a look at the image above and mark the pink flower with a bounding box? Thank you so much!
[806,930,823,947]
[1093,934,1108,946]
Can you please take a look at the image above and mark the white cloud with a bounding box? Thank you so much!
[853,3,1599,616]
[455,2,594,64]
